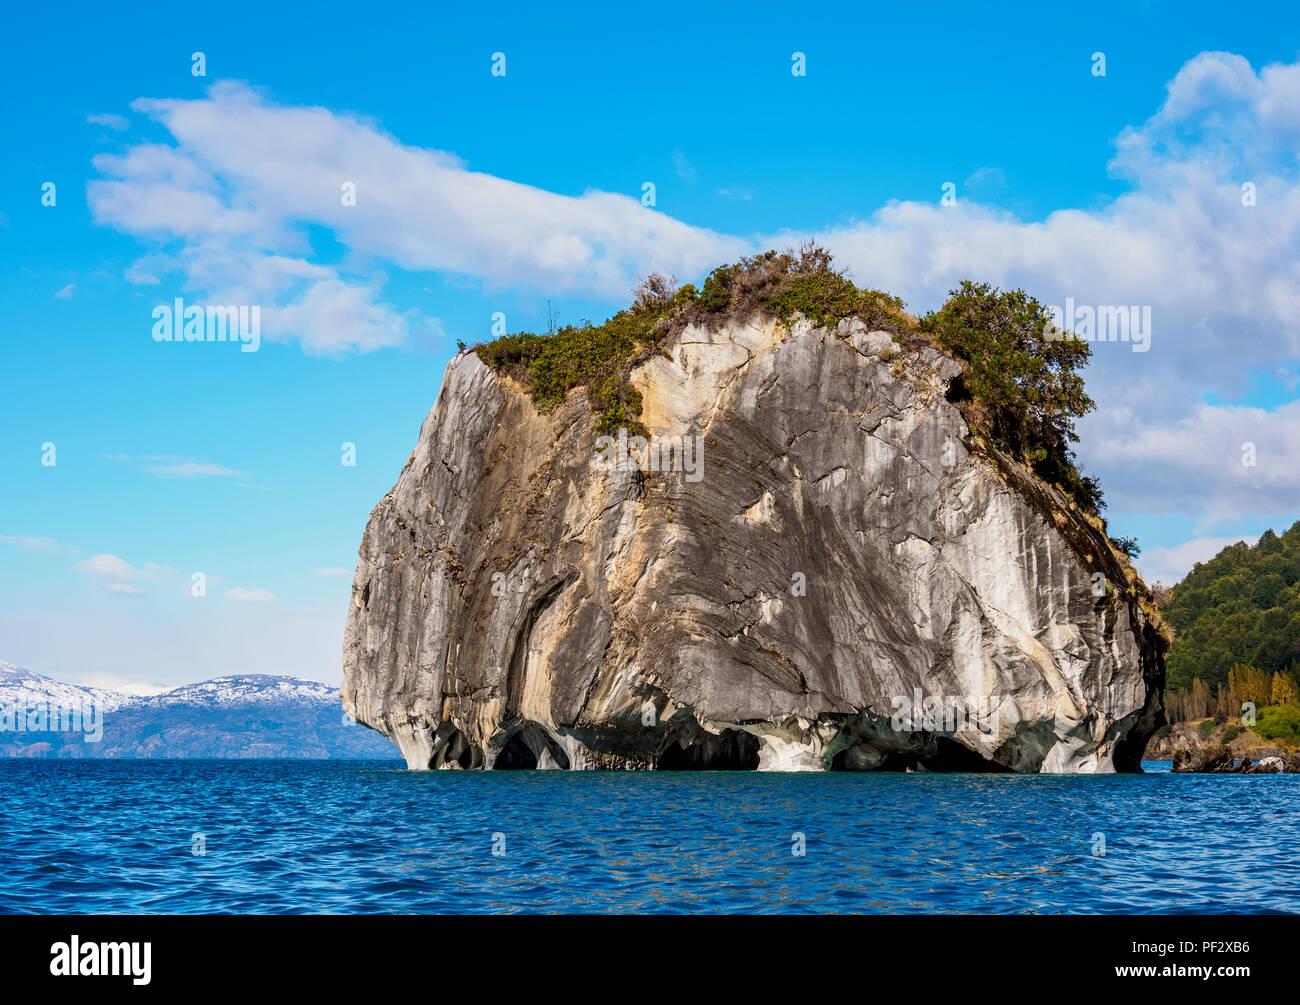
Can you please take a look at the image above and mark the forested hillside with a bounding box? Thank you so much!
[1165,522,1300,690]
[1163,522,1300,736]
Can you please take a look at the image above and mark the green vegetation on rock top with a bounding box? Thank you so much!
[472,300,670,436]
[472,245,1102,512]
[472,245,913,436]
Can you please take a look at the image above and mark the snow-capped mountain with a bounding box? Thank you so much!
[0,660,133,714]
[133,674,339,707]
[0,662,397,759]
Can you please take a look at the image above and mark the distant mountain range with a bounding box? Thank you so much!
[0,661,398,759]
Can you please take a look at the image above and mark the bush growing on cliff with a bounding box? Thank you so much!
[1109,535,1141,558]
[920,281,1102,513]
[472,248,1104,512]
[471,245,909,434]
[472,290,681,434]
[686,243,911,332]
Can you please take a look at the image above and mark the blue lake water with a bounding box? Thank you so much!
[1,759,1297,913]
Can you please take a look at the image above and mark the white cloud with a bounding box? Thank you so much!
[963,166,1006,195]
[143,460,243,479]
[1139,535,1260,586]
[0,535,78,557]
[87,82,744,355]
[75,554,142,580]
[87,112,129,130]
[124,256,166,285]
[673,148,697,182]
[86,57,1300,529]
[104,582,148,596]
[225,586,277,603]
[101,454,245,479]
[73,553,174,595]
[313,568,351,578]
[1080,400,1300,527]
[788,51,1300,529]
[53,283,75,299]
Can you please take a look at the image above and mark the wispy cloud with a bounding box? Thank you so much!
[313,568,351,578]
[963,165,1006,195]
[88,82,744,353]
[85,54,1300,533]
[103,582,148,596]
[103,453,244,479]
[73,553,175,595]
[144,460,243,479]
[672,148,697,182]
[87,112,129,130]
[0,535,79,557]
[225,586,277,603]
[785,51,1300,529]
[53,283,75,299]
[124,258,163,285]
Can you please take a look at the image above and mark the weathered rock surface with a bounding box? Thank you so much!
[342,315,1165,772]
[1171,745,1300,773]
[1145,719,1300,770]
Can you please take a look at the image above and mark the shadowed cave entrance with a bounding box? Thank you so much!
[494,730,539,769]
[430,726,483,770]
[490,724,571,770]
[656,729,760,770]
[829,735,1010,773]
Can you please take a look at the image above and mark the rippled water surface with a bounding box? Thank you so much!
[2,759,1298,913]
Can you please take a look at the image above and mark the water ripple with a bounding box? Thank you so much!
[0,759,1297,913]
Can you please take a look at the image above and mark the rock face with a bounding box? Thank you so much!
[342,315,1165,772]
[1171,746,1300,773]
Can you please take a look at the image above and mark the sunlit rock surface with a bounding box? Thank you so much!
[342,316,1164,772]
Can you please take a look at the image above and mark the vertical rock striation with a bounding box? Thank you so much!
[342,315,1164,772]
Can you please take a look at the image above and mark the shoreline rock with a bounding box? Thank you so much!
[1148,718,1300,772]
[1171,745,1300,773]
[343,316,1165,773]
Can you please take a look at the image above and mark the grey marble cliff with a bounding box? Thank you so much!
[342,315,1164,772]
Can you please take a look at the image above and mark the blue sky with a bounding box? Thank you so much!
[3,0,1299,689]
